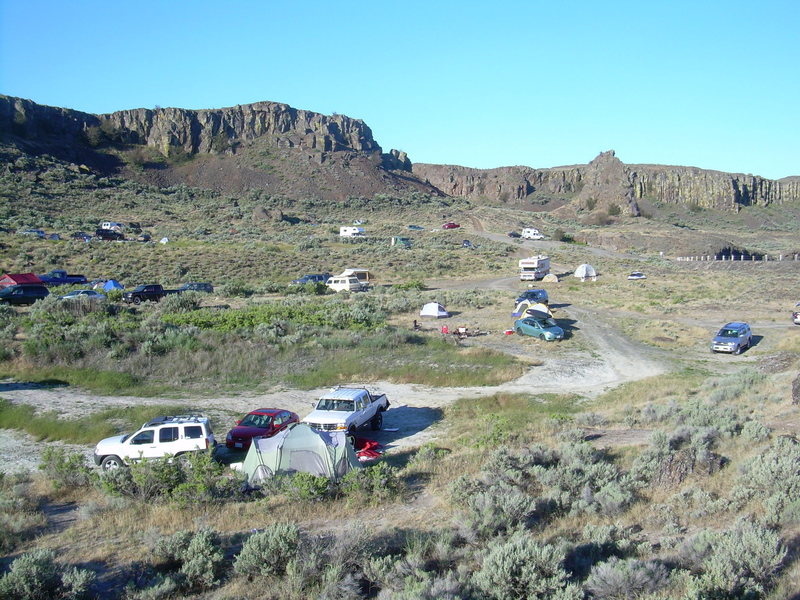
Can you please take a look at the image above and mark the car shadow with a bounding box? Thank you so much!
[366,406,444,448]
[557,318,579,340]
[549,302,572,309]
[748,335,764,349]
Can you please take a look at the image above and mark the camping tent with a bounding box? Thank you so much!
[241,423,361,485]
[574,264,597,281]
[103,279,124,291]
[542,273,559,283]
[420,302,450,318]
[512,300,553,318]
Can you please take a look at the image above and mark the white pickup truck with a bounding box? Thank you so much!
[302,387,390,436]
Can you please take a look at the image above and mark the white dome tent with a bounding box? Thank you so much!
[419,302,450,318]
[574,263,597,281]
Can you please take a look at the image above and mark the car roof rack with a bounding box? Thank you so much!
[144,414,207,427]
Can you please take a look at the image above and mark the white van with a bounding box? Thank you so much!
[522,228,544,240]
[326,276,365,292]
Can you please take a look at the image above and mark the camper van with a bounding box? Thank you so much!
[100,221,124,232]
[326,276,366,292]
[339,226,365,238]
[521,228,545,240]
[338,269,372,286]
[519,255,551,281]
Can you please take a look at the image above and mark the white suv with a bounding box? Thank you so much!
[93,415,216,470]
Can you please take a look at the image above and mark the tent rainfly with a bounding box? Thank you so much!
[512,300,553,318]
[241,423,361,485]
[419,302,450,318]
[103,279,124,291]
[574,264,597,281]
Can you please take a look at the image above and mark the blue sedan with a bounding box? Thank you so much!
[513,317,564,341]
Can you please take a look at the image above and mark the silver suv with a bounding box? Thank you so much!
[710,322,752,355]
[93,415,216,470]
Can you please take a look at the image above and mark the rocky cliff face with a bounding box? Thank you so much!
[0,95,381,157]
[413,151,800,212]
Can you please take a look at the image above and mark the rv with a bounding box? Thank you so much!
[519,255,550,281]
[521,228,545,240]
[100,221,125,232]
[339,226,365,238]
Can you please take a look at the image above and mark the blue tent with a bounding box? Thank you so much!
[103,279,124,291]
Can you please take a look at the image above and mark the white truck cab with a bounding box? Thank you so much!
[522,228,545,240]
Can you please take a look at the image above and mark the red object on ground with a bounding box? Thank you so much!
[504,329,514,335]
[441,325,449,334]
[355,437,383,460]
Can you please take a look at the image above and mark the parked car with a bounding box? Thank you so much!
[507,231,521,238]
[516,289,549,305]
[123,284,176,304]
[59,289,107,303]
[0,284,49,305]
[407,225,424,231]
[19,229,45,238]
[291,273,331,285]
[462,239,473,248]
[442,222,460,229]
[303,387,390,437]
[93,415,216,470]
[137,233,152,242]
[326,276,366,292]
[177,282,214,293]
[793,310,800,325]
[225,408,299,450]
[627,271,647,280]
[710,322,752,354]
[514,316,564,341]
[37,269,88,286]
[94,228,124,241]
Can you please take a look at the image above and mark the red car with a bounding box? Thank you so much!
[225,408,299,450]
[442,222,460,229]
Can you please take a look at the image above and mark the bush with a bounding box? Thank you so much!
[0,548,95,600]
[234,522,301,578]
[472,532,581,600]
[38,447,92,490]
[585,557,670,599]
[339,462,401,504]
[151,529,224,592]
[284,472,332,502]
[681,520,786,599]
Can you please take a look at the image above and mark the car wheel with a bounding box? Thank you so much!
[132,297,141,305]
[370,411,383,431]
[538,333,546,340]
[734,345,743,355]
[515,327,523,335]
[101,455,124,470]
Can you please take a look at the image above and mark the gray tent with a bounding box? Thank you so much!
[574,264,597,281]
[241,423,361,485]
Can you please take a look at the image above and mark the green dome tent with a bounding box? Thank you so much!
[241,423,361,485]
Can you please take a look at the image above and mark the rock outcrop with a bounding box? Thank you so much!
[414,151,800,212]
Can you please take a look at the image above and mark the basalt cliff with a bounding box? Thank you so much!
[1,94,797,211]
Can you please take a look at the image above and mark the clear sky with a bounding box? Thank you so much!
[1,0,798,179]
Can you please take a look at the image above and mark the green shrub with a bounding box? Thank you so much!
[234,522,301,578]
[284,472,332,502]
[584,557,670,599]
[339,462,401,504]
[0,548,95,600]
[681,521,786,599]
[152,529,224,592]
[38,447,93,490]
[472,532,581,600]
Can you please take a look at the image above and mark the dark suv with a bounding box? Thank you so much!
[0,285,50,305]
[291,273,331,285]
[94,228,124,241]
[516,289,549,305]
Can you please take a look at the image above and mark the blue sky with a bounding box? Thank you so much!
[1,0,798,179]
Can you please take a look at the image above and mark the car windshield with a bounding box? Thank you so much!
[240,414,272,428]
[718,328,740,337]
[317,399,354,411]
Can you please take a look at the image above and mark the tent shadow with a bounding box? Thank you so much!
[558,318,579,339]
[369,406,444,448]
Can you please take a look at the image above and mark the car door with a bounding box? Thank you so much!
[124,428,159,460]
[157,426,182,456]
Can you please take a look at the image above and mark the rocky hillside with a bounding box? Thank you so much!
[0,95,434,201]
[413,150,800,214]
